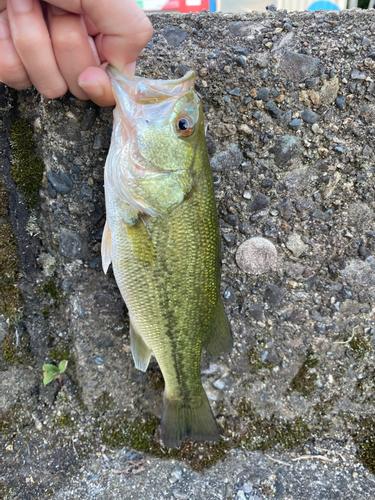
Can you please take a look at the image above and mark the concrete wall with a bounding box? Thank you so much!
[1,8,375,500]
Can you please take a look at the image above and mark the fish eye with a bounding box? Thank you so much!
[176,115,194,137]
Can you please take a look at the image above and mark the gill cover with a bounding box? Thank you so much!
[104,66,201,218]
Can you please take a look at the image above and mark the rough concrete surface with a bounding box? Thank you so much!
[1,8,375,500]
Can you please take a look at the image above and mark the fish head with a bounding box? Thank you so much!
[105,66,205,218]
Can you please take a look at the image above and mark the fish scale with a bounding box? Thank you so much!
[102,66,232,447]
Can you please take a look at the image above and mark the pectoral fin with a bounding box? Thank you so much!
[204,299,233,358]
[101,221,113,274]
[126,218,155,267]
[130,322,152,372]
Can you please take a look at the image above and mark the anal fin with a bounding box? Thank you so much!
[101,221,113,274]
[204,298,233,359]
[130,322,152,372]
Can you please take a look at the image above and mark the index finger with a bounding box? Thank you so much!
[46,0,153,73]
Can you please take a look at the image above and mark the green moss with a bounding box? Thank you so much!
[44,280,62,300]
[350,416,375,474]
[349,332,372,356]
[100,413,229,471]
[11,118,45,207]
[49,341,73,364]
[0,181,22,322]
[237,398,310,450]
[248,348,263,374]
[1,330,29,364]
[290,351,319,396]
[55,412,76,428]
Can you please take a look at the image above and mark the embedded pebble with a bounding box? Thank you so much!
[286,233,308,257]
[236,237,278,275]
[302,109,318,124]
[46,170,73,194]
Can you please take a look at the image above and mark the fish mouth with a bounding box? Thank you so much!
[106,65,196,103]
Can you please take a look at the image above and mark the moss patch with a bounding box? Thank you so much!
[11,118,45,207]
[350,416,375,474]
[0,181,22,322]
[1,330,30,364]
[236,398,310,450]
[349,332,372,356]
[0,482,15,500]
[100,413,230,471]
[290,351,319,396]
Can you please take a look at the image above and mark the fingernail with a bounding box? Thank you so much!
[49,5,68,16]
[0,20,10,40]
[10,0,33,14]
[78,81,104,98]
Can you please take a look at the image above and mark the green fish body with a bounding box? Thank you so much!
[102,66,232,448]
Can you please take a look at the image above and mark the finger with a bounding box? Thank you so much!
[0,0,6,9]
[0,13,31,89]
[44,0,153,72]
[78,64,131,107]
[7,0,67,99]
[48,5,100,100]
[83,13,99,37]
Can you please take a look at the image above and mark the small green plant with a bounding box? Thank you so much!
[43,360,68,390]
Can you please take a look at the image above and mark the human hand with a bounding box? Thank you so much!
[0,0,153,106]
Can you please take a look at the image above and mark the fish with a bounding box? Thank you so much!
[101,65,232,448]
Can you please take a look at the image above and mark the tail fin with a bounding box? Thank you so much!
[160,389,220,448]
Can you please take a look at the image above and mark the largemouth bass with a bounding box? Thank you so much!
[101,66,232,448]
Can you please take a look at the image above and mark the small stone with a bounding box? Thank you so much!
[81,183,93,200]
[224,286,237,303]
[264,101,282,118]
[261,178,273,188]
[279,109,292,128]
[93,134,103,149]
[88,257,102,271]
[335,95,346,109]
[320,76,339,105]
[59,228,88,260]
[273,135,301,166]
[280,51,321,84]
[289,118,301,131]
[237,491,247,500]
[248,303,265,321]
[243,482,253,494]
[302,109,318,124]
[236,56,246,67]
[311,123,321,134]
[295,197,313,212]
[233,46,249,56]
[247,193,270,212]
[256,88,269,100]
[229,88,241,97]
[226,214,238,226]
[205,133,217,155]
[211,145,243,171]
[163,25,188,47]
[286,233,308,257]
[239,222,253,235]
[305,77,315,88]
[223,233,237,247]
[47,170,73,194]
[239,124,252,135]
[264,284,283,306]
[81,108,97,131]
[171,469,182,482]
[334,146,345,154]
[277,199,295,220]
[351,69,366,80]
[199,67,208,77]
[236,237,278,275]
[214,123,237,138]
